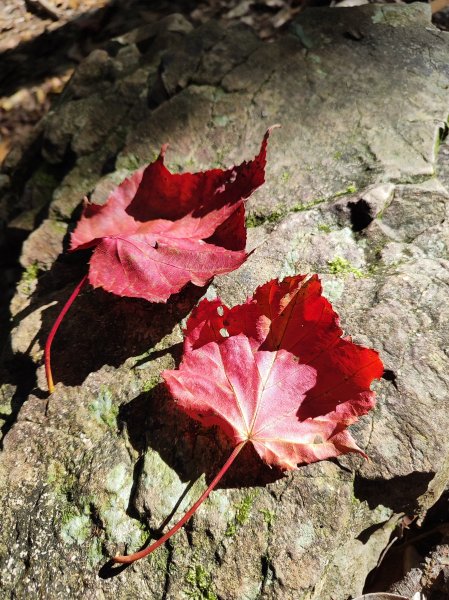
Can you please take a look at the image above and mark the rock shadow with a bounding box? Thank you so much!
[0,2,116,96]
[354,470,435,513]
[0,352,38,448]
[0,0,197,97]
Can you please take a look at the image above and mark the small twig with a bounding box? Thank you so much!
[24,0,61,21]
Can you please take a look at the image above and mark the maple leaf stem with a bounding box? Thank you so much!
[44,274,89,393]
[112,440,247,565]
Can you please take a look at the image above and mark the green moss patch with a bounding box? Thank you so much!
[327,256,363,278]
[225,491,258,537]
[185,565,218,600]
[88,388,118,430]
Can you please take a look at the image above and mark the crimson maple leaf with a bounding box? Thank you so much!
[45,130,274,392]
[70,130,274,300]
[113,274,383,564]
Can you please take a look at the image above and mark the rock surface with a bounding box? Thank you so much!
[1,4,449,599]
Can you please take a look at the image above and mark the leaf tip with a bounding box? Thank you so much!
[159,143,169,161]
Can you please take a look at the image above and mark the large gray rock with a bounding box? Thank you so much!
[1,5,449,599]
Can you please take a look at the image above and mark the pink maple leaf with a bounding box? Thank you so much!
[112,274,384,564]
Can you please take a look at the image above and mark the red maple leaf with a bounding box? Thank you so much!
[70,130,274,300]
[44,129,275,392]
[113,274,383,564]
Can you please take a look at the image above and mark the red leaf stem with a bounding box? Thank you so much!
[112,440,246,564]
[44,274,88,393]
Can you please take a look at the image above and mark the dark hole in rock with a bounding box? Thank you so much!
[102,40,122,58]
[136,36,157,55]
[147,71,170,109]
[348,198,374,232]
[438,122,449,145]
[252,2,283,14]
[343,29,364,42]
[382,369,398,389]
[100,153,117,176]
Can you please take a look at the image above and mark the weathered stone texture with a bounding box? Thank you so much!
[1,4,449,599]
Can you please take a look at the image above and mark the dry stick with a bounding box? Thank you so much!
[45,274,89,393]
[113,440,247,564]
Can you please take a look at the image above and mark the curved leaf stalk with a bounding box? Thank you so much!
[44,274,88,393]
[112,440,247,564]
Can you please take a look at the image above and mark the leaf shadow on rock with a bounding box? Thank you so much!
[102,383,285,576]
[120,382,285,493]
[14,253,211,392]
[99,384,285,578]
[3,219,213,436]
